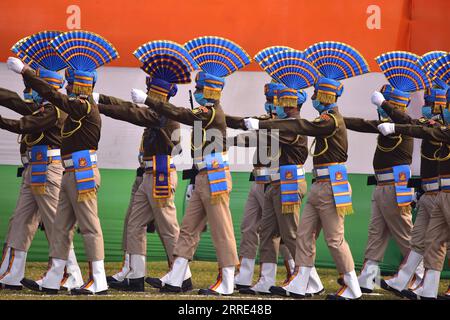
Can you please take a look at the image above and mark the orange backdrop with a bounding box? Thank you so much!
[0,0,448,71]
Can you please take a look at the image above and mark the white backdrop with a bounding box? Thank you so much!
[0,63,423,174]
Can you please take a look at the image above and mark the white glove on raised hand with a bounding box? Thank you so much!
[244,118,259,130]
[92,92,100,104]
[185,184,194,201]
[131,88,147,104]
[7,57,25,74]
[377,123,395,136]
[371,91,385,107]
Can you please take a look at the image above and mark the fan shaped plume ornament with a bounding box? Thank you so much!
[16,31,67,90]
[417,51,446,73]
[376,51,431,108]
[184,36,251,100]
[133,41,198,101]
[260,50,320,107]
[254,46,294,67]
[429,54,450,90]
[304,41,370,104]
[11,37,41,71]
[50,30,119,95]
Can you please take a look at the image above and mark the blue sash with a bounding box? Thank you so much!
[328,164,353,216]
[30,145,49,194]
[392,165,413,207]
[280,165,304,214]
[153,155,171,200]
[71,150,96,202]
[205,153,228,203]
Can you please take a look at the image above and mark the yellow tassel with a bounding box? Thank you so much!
[148,90,167,102]
[156,198,170,208]
[203,87,222,100]
[77,191,96,202]
[73,84,93,96]
[282,203,300,214]
[337,205,354,217]
[317,91,336,105]
[31,185,46,195]
[210,193,228,205]
[279,96,298,107]
[400,205,411,214]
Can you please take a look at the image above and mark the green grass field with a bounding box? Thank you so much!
[0,261,448,300]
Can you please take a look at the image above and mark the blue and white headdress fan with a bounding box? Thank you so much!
[263,50,320,107]
[50,30,119,96]
[254,46,294,71]
[304,41,370,104]
[11,37,41,71]
[133,41,198,101]
[429,54,450,108]
[17,31,68,89]
[417,51,448,110]
[376,51,431,108]
[184,36,251,100]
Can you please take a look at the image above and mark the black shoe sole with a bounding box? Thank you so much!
[0,284,23,291]
[235,284,251,290]
[360,287,373,294]
[380,280,403,298]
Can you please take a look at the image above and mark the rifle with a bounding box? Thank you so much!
[189,90,194,110]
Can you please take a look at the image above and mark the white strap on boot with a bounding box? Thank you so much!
[337,270,363,299]
[61,248,84,289]
[112,252,130,281]
[358,260,380,290]
[82,260,108,293]
[210,266,235,295]
[126,254,146,279]
[41,258,67,290]
[306,267,324,295]
[0,247,11,276]
[165,257,188,287]
[412,269,440,299]
[385,251,423,291]
[251,263,277,294]
[234,258,255,286]
[284,266,311,295]
[0,249,27,286]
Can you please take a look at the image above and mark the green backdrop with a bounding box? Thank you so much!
[0,165,448,277]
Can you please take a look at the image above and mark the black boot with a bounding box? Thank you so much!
[269,286,291,297]
[71,288,108,295]
[159,283,182,293]
[235,284,251,290]
[380,279,403,298]
[21,278,58,294]
[360,286,373,294]
[326,294,361,300]
[109,277,145,292]
[198,288,232,296]
[182,278,193,292]
[147,277,193,292]
[106,275,120,285]
[0,283,22,291]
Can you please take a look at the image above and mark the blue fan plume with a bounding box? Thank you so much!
[140,54,192,84]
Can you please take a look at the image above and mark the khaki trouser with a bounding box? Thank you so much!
[8,163,63,251]
[121,175,143,251]
[126,171,179,262]
[423,192,450,271]
[174,170,239,267]
[50,168,102,261]
[296,181,355,274]
[259,181,306,263]
[239,182,293,262]
[411,193,439,254]
[364,184,413,262]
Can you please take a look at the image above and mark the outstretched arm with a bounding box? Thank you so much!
[381,101,413,124]
[0,87,35,115]
[343,117,380,133]
[98,103,160,127]
[259,114,336,137]
[394,124,450,144]
[0,105,58,134]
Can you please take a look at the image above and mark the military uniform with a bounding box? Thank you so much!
[391,123,450,299]
[19,67,107,294]
[344,110,415,292]
[97,98,183,291]
[226,118,298,290]
[0,86,82,290]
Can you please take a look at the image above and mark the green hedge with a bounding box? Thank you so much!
[0,165,448,277]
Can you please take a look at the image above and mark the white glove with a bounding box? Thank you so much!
[92,92,100,104]
[185,184,194,201]
[377,123,395,136]
[371,91,385,107]
[7,57,25,74]
[244,118,260,130]
[131,88,147,104]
